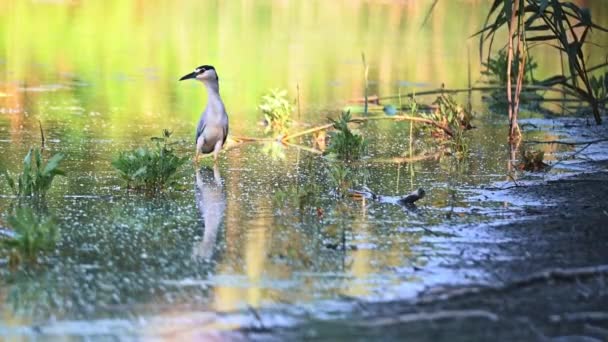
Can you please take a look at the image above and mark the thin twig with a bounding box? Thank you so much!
[38,120,45,150]
[362,52,369,115]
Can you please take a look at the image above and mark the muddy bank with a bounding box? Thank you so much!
[250,165,608,341]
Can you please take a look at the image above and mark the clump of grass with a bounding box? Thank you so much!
[518,148,548,172]
[326,111,367,161]
[417,94,472,158]
[328,163,352,198]
[1,208,59,267]
[429,93,473,134]
[112,129,188,192]
[2,148,65,197]
[445,128,470,159]
[259,89,293,135]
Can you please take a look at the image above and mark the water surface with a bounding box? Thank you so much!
[1,0,607,338]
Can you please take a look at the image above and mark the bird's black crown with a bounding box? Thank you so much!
[195,65,214,73]
[195,65,218,80]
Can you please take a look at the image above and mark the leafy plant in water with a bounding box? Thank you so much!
[261,141,287,161]
[590,72,608,109]
[482,49,543,110]
[482,49,537,85]
[416,94,473,158]
[328,163,352,198]
[326,111,367,161]
[112,129,188,192]
[476,0,608,125]
[421,94,473,138]
[445,127,470,159]
[1,207,59,266]
[259,89,293,135]
[3,148,65,197]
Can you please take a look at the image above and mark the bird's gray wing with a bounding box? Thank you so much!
[196,113,206,142]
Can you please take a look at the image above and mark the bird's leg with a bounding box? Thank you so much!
[194,134,206,164]
[212,140,222,165]
[213,150,219,165]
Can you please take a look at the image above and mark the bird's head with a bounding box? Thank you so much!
[179,65,219,83]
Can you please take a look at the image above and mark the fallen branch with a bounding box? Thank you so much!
[526,138,608,146]
[545,141,598,172]
[351,115,455,137]
[379,84,578,101]
[419,264,608,304]
[356,309,499,327]
[232,136,275,143]
[281,123,334,142]
[549,311,608,323]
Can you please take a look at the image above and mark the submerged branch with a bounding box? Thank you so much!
[368,151,443,164]
[350,115,454,137]
[419,264,608,304]
[281,115,454,143]
[379,85,577,101]
[356,309,499,327]
[526,138,608,146]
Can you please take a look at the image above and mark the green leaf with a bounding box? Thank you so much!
[42,153,65,175]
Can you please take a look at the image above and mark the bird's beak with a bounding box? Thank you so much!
[179,71,196,81]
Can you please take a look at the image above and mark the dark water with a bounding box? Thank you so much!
[1,0,607,338]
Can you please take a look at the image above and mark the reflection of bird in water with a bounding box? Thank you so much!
[192,165,226,261]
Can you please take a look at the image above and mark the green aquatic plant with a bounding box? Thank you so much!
[328,163,352,198]
[112,129,188,192]
[477,0,608,126]
[482,49,537,85]
[1,208,59,266]
[259,89,294,135]
[590,73,608,109]
[326,111,367,161]
[445,126,470,159]
[482,49,543,111]
[432,93,473,131]
[2,148,65,197]
[419,93,472,141]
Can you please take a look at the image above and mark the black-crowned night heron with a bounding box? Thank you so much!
[179,65,229,164]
